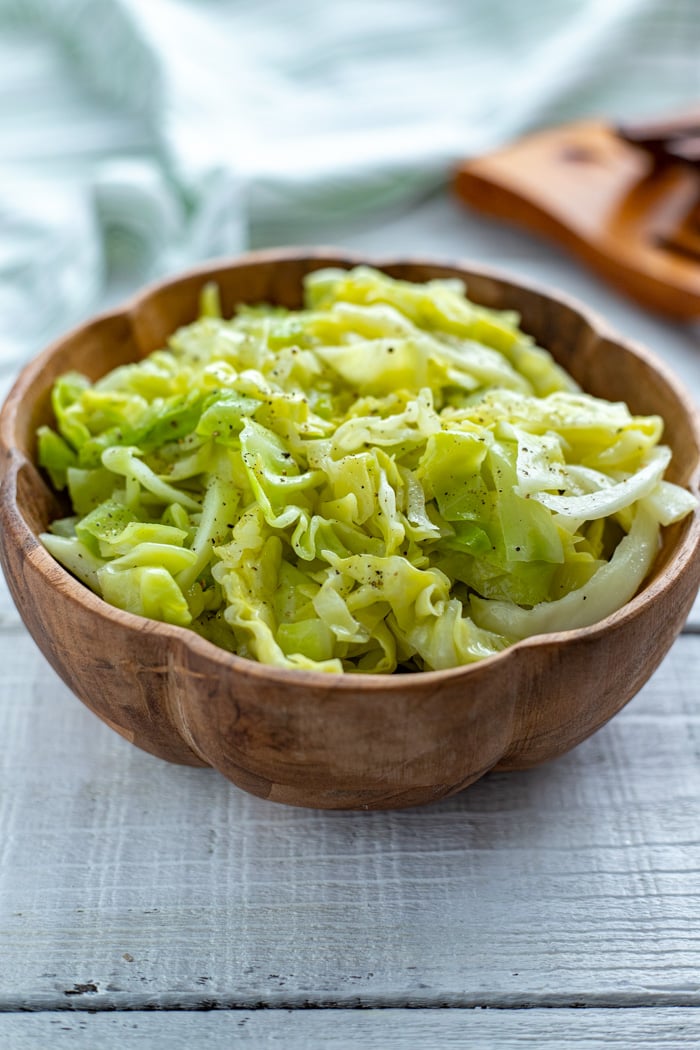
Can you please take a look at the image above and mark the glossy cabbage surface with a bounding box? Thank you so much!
[38,267,697,672]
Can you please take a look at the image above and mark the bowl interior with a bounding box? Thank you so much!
[3,251,700,808]
[9,253,699,566]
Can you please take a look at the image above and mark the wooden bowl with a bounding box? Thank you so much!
[1,249,699,810]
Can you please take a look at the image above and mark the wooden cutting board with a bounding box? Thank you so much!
[454,120,700,319]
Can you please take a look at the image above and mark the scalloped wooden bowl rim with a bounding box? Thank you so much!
[2,247,700,697]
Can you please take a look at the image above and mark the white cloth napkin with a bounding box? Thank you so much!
[1,0,698,365]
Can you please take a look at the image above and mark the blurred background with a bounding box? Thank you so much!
[1,0,699,378]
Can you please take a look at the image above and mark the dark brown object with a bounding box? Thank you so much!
[454,120,700,318]
[615,107,700,168]
[1,249,699,809]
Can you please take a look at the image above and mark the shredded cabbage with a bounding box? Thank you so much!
[37,266,697,673]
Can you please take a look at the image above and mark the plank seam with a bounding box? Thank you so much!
[1,996,699,1013]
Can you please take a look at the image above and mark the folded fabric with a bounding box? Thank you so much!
[1,0,699,366]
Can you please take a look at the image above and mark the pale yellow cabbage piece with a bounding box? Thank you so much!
[38,267,697,673]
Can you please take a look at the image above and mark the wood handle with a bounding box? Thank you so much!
[454,120,700,318]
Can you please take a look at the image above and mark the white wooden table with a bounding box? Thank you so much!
[1,197,699,1049]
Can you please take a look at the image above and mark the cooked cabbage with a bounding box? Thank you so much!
[38,266,697,673]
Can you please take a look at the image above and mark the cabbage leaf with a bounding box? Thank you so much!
[38,267,697,673]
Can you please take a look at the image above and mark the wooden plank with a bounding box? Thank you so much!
[0,1008,699,1049]
[0,627,698,1009]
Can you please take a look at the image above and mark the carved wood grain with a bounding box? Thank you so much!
[1,250,698,808]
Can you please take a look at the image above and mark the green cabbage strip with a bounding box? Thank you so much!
[37,266,697,673]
